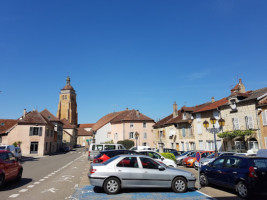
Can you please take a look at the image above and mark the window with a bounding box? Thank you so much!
[186,142,189,150]
[190,142,196,150]
[30,142,39,154]
[262,110,267,126]
[235,141,245,150]
[159,131,163,139]
[129,132,134,139]
[199,140,204,150]
[248,140,259,150]
[182,128,186,137]
[130,123,134,128]
[181,142,184,151]
[197,124,202,134]
[225,157,241,168]
[114,133,118,140]
[92,145,103,151]
[104,145,116,150]
[143,122,146,128]
[140,157,159,169]
[183,112,187,120]
[0,152,9,161]
[144,132,147,139]
[148,152,161,159]
[245,116,254,129]
[30,127,42,136]
[196,113,201,122]
[50,130,53,137]
[232,118,240,130]
[117,157,138,168]
[206,140,214,150]
[212,158,225,168]
[230,99,237,111]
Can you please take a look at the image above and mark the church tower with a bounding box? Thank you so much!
[57,76,78,125]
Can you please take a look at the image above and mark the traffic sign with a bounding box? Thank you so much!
[196,152,201,162]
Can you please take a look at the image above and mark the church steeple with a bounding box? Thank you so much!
[57,76,78,125]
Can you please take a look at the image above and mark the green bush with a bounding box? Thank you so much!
[161,153,176,163]
[117,139,134,149]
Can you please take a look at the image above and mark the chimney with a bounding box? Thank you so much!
[126,107,128,110]
[136,110,140,117]
[238,78,246,93]
[23,109,27,118]
[211,97,215,103]
[173,101,178,118]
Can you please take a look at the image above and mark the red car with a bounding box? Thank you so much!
[0,150,23,187]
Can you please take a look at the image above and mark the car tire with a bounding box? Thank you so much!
[0,174,5,187]
[93,186,104,193]
[103,177,121,194]
[236,181,250,199]
[172,177,188,193]
[199,173,208,187]
[16,169,23,181]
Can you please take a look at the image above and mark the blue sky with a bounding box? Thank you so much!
[1,0,267,123]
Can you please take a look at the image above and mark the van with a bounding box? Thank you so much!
[129,146,151,151]
[88,144,126,161]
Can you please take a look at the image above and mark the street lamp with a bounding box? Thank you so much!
[203,117,225,157]
[135,131,139,149]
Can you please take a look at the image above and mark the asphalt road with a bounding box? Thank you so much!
[0,148,88,200]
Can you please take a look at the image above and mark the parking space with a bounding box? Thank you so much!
[71,185,212,200]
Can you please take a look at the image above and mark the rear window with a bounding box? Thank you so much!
[95,152,105,159]
[92,145,103,151]
[0,146,6,150]
[253,159,267,169]
[103,155,120,165]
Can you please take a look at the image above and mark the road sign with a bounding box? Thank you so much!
[196,152,201,162]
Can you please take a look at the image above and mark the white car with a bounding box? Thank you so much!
[136,150,177,168]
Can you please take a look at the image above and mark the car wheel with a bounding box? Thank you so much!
[236,181,250,199]
[0,174,5,187]
[199,173,208,186]
[16,169,23,181]
[172,177,187,193]
[104,177,121,194]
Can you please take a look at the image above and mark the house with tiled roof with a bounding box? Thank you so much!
[0,109,57,156]
[40,109,64,151]
[218,79,267,153]
[76,123,94,147]
[61,118,77,149]
[257,93,267,148]
[192,97,228,151]
[92,108,155,147]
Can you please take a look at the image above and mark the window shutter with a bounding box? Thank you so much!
[197,124,202,134]
[248,116,253,129]
[30,127,33,136]
[262,111,267,126]
[39,127,43,136]
[232,118,240,130]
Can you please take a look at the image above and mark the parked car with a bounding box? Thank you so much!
[0,144,16,155]
[93,150,137,163]
[0,150,23,187]
[136,150,177,168]
[194,152,236,169]
[63,146,70,152]
[129,146,151,151]
[183,151,213,167]
[200,155,267,199]
[163,148,177,153]
[89,154,196,194]
[176,151,196,165]
[14,147,22,161]
[88,144,126,161]
[256,149,267,158]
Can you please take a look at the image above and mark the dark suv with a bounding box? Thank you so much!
[200,155,267,199]
[0,150,23,187]
[93,150,137,163]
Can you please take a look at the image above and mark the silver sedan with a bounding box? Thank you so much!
[88,154,196,194]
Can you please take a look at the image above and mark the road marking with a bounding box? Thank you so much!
[48,174,52,176]
[34,182,40,184]
[44,176,49,179]
[19,189,28,192]
[41,188,58,194]
[9,194,20,198]
[39,179,45,181]
[27,185,35,188]
[74,184,78,188]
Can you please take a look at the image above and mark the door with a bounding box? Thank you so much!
[206,157,225,184]
[223,157,242,188]
[115,157,143,187]
[139,157,170,187]
[176,143,179,151]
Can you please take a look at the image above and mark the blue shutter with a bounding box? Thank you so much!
[30,127,33,136]
[39,127,43,136]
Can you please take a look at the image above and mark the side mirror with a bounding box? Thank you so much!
[161,157,164,161]
[158,166,165,171]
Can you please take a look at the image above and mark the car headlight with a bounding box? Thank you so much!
[188,159,193,162]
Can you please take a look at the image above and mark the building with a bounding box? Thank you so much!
[258,96,267,148]
[40,109,64,151]
[0,110,57,156]
[92,109,155,147]
[57,76,78,125]
[77,123,94,147]
[61,118,77,148]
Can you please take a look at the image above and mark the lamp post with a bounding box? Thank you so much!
[203,117,225,157]
[92,130,96,144]
[135,131,139,149]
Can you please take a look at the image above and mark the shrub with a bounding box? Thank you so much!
[13,142,17,147]
[117,139,134,149]
[161,153,176,163]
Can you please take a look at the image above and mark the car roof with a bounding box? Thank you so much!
[100,150,131,153]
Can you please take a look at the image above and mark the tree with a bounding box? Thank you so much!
[117,140,134,149]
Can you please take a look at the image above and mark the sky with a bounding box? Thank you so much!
[0,0,267,124]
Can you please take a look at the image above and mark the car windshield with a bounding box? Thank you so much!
[253,159,267,169]
[180,152,188,156]
[191,153,196,157]
[207,153,221,158]
[102,155,120,165]
[171,151,179,156]
[0,147,6,150]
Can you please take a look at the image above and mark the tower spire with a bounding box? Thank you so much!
[66,76,70,85]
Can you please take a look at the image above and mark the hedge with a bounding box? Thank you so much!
[160,153,176,163]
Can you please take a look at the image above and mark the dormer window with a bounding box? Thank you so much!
[230,99,237,111]
[183,112,187,120]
